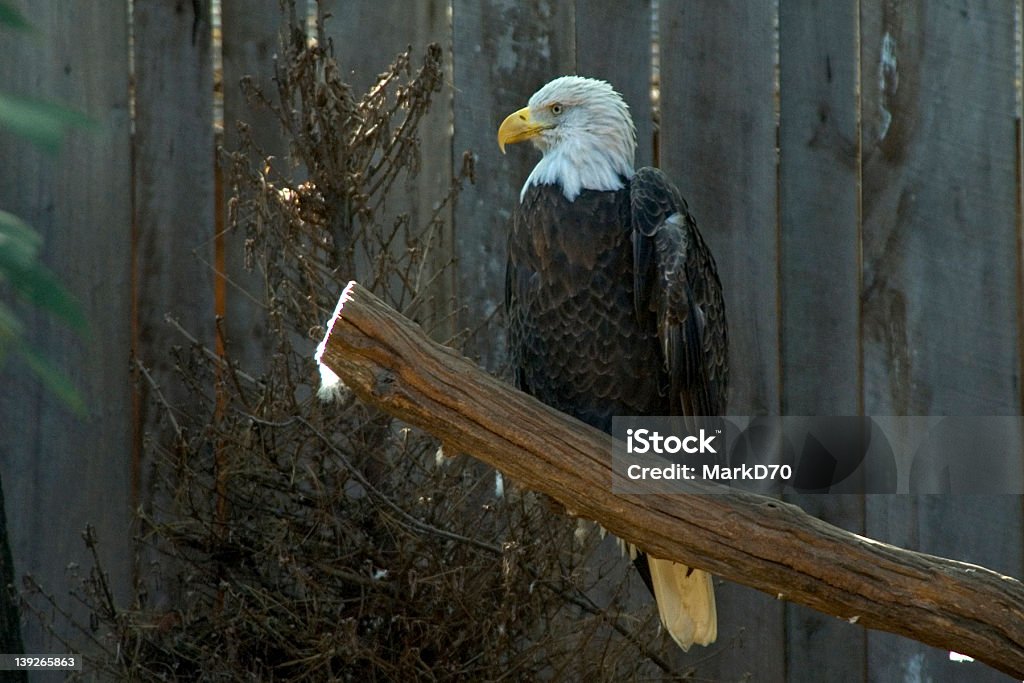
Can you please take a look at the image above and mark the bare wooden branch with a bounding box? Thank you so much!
[315,281,1024,678]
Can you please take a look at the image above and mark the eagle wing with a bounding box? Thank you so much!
[629,167,727,649]
[630,167,728,418]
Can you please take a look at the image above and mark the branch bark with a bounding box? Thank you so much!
[315,280,1024,678]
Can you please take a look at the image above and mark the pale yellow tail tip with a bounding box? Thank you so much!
[647,558,717,651]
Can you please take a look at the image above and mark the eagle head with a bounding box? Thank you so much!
[497,76,636,202]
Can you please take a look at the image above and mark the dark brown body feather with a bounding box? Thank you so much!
[506,167,728,435]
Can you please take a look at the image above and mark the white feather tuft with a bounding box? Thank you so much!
[316,366,345,402]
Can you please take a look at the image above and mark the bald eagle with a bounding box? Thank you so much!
[497,76,728,651]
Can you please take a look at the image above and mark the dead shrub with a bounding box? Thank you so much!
[23,2,684,680]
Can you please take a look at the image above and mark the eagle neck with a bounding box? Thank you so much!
[520,138,635,203]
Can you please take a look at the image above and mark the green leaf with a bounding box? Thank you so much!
[0,301,25,342]
[0,211,87,332]
[15,342,85,416]
[0,209,42,264]
[0,257,88,332]
[0,93,94,153]
[0,305,85,418]
[0,3,32,32]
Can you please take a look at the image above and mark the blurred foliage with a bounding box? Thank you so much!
[0,94,94,154]
[0,1,89,413]
[0,1,29,32]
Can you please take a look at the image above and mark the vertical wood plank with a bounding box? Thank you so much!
[132,0,215,504]
[860,5,1018,416]
[659,1,784,678]
[779,0,861,416]
[451,0,576,369]
[861,1,1022,681]
[0,0,133,652]
[221,0,291,160]
[321,0,454,338]
[575,0,654,170]
[659,1,781,416]
[220,0,290,371]
[778,1,867,679]
[323,0,448,94]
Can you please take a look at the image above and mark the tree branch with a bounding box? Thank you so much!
[315,281,1024,678]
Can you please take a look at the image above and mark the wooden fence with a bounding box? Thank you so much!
[1,1,1021,680]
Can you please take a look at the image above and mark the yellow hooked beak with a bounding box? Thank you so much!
[497,106,549,154]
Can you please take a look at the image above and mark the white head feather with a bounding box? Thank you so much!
[518,76,636,202]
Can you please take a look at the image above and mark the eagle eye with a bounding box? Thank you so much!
[550,103,563,116]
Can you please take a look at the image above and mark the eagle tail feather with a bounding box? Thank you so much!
[647,556,717,651]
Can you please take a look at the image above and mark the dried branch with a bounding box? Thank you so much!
[317,280,1024,679]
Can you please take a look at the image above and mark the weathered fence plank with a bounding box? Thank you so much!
[860,2,1022,681]
[323,0,447,94]
[452,0,575,369]
[0,0,133,653]
[659,1,781,418]
[131,0,215,503]
[220,0,292,371]
[658,1,785,678]
[860,2,1018,415]
[778,1,867,679]
[575,0,655,170]
[322,0,454,338]
[779,0,861,417]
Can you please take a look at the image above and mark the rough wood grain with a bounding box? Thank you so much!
[778,1,866,679]
[316,282,1024,679]
[860,3,1023,681]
